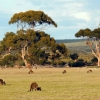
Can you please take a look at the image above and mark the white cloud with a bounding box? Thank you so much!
[0,0,100,40]
[73,12,91,22]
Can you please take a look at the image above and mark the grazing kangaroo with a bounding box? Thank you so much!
[0,79,6,85]
[87,69,92,73]
[29,82,41,91]
[62,70,66,74]
[28,69,34,74]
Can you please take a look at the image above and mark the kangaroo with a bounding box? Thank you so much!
[28,69,34,74]
[0,79,6,85]
[87,69,92,73]
[29,82,41,91]
[30,82,38,91]
[62,70,66,74]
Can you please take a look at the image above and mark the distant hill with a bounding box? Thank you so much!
[56,39,85,43]
[56,39,91,53]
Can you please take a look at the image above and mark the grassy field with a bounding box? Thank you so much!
[0,67,100,100]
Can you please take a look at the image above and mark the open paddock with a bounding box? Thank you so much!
[0,67,100,100]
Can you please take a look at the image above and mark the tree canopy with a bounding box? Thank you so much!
[75,27,100,66]
[0,30,68,66]
[9,10,57,31]
[75,28,100,39]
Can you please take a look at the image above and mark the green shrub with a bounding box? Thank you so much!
[91,57,98,66]
[69,59,86,67]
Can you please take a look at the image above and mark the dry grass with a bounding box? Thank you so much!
[0,67,100,100]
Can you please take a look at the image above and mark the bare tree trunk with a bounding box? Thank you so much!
[98,58,100,66]
[91,43,100,66]
[21,47,28,67]
[21,46,32,69]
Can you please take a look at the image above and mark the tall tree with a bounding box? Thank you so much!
[8,10,57,67]
[75,28,100,66]
[0,10,68,68]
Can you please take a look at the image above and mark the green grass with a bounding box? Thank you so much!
[0,67,100,100]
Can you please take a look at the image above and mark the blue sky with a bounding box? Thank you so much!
[0,0,100,40]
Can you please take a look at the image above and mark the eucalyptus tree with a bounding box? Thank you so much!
[0,10,68,67]
[75,28,100,66]
[8,10,57,67]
